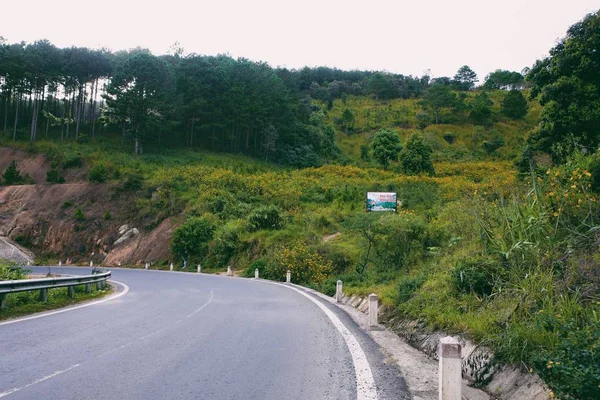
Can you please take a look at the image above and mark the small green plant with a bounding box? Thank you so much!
[61,200,74,208]
[89,163,110,183]
[2,160,24,185]
[73,207,86,221]
[451,256,499,297]
[103,211,111,220]
[46,168,65,184]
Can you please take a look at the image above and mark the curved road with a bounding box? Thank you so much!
[0,268,409,400]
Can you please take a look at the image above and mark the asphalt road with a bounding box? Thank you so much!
[0,268,409,400]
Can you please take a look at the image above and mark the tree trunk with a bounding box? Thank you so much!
[13,93,20,141]
[30,91,39,142]
[3,92,9,133]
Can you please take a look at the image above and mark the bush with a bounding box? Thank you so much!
[396,273,427,304]
[0,260,28,280]
[265,242,332,284]
[103,211,111,220]
[123,173,144,190]
[532,306,600,400]
[46,168,65,184]
[88,163,110,183]
[243,259,267,278]
[73,207,86,221]
[451,256,499,296]
[248,205,284,231]
[171,216,215,263]
[2,160,23,185]
[61,201,74,208]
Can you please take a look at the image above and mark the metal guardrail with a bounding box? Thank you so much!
[0,269,111,309]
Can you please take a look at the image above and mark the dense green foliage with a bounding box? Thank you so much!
[501,90,528,119]
[370,129,402,170]
[171,217,215,263]
[527,10,600,162]
[2,160,23,184]
[399,134,435,175]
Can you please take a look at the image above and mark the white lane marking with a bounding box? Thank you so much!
[262,282,378,400]
[0,364,81,398]
[0,280,130,327]
[186,290,214,318]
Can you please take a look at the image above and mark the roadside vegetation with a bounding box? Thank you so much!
[0,260,112,321]
[1,10,599,399]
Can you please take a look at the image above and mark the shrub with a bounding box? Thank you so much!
[103,211,111,220]
[46,168,65,184]
[451,256,499,296]
[171,216,215,263]
[73,207,86,221]
[396,273,427,304]
[123,173,144,190]
[2,160,23,185]
[61,201,74,208]
[532,306,600,400]
[265,242,332,284]
[248,205,284,231]
[62,155,83,169]
[89,163,110,183]
[0,260,28,280]
[244,259,267,278]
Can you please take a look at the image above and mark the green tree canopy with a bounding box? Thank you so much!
[420,84,457,124]
[371,129,402,170]
[453,65,478,90]
[501,90,528,119]
[399,133,435,175]
[527,10,600,161]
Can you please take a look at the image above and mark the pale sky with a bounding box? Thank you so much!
[2,1,598,80]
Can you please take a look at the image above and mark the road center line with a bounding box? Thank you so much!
[186,290,214,318]
[0,364,81,398]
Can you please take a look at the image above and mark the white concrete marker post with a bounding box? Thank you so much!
[90,261,93,267]
[368,293,378,328]
[170,263,174,271]
[197,265,201,273]
[227,266,232,276]
[286,270,291,283]
[255,268,259,279]
[145,263,148,270]
[439,336,462,400]
[58,261,62,267]
[336,280,343,303]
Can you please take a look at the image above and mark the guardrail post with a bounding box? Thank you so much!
[286,270,291,283]
[336,280,343,303]
[439,336,462,400]
[97,280,104,290]
[368,293,378,327]
[58,261,62,267]
[170,263,174,271]
[227,266,232,276]
[68,286,75,299]
[197,265,201,273]
[85,283,92,293]
[145,263,148,270]
[90,261,93,267]
[255,268,259,279]
[0,294,6,309]
[39,288,48,303]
